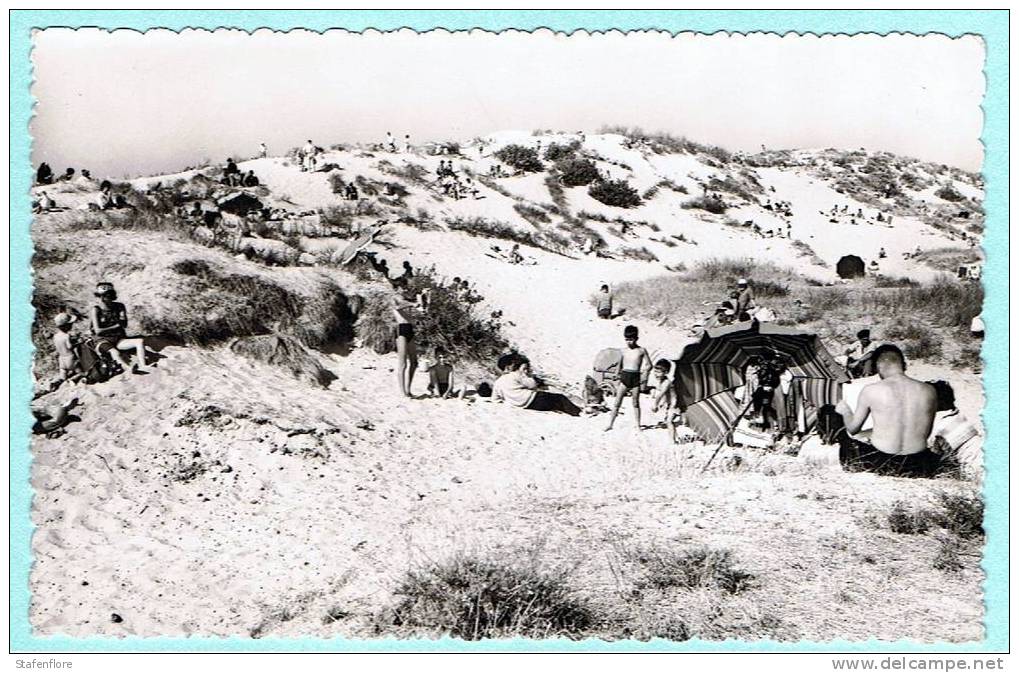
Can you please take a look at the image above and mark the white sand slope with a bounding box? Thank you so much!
[28,131,985,641]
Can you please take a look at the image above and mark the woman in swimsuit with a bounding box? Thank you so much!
[393,295,418,397]
[90,282,151,374]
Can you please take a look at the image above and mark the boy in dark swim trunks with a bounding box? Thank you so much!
[605,325,651,432]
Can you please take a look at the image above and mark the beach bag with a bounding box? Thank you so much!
[75,338,113,384]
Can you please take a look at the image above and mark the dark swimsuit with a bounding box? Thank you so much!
[93,303,127,350]
[620,370,641,389]
[397,323,414,340]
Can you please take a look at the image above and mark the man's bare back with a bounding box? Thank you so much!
[856,374,936,454]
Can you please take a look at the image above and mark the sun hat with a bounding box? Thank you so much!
[737,278,748,286]
[53,312,77,327]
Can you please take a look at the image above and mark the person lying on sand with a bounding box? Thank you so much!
[90,282,152,374]
[492,355,581,416]
[605,325,651,432]
[834,344,940,478]
[426,347,464,400]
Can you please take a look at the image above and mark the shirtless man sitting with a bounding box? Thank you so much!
[834,344,939,477]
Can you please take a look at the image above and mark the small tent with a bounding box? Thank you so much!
[216,191,263,216]
[836,254,866,279]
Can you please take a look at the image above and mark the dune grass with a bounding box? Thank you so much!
[375,552,593,640]
[612,258,981,369]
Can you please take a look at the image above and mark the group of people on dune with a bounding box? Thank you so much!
[386,268,977,480]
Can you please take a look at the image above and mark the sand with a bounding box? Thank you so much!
[27,132,985,641]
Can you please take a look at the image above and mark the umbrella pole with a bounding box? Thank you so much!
[702,399,756,472]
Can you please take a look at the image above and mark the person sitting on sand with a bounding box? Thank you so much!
[392,294,418,397]
[223,158,241,186]
[34,191,56,213]
[605,325,651,432]
[52,312,82,384]
[90,282,152,374]
[427,347,463,399]
[32,397,80,436]
[582,375,607,413]
[834,344,939,478]
[59,167,76,182]
[492,355,581,416]
[595,284,614,319]
[36,162,53,185]
[508,244,524,265]
[843,328,876,378]
[243,170,260,187]
[650,359,681,443]
[734,278,755,321]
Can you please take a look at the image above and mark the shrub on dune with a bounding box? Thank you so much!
[557,157,600,187]
[681,195,727,215]
[375,552,593,640]
[588,179,641,208]
[230,334,334,388]
[494,144,544,173]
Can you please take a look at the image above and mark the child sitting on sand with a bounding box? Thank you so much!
[427,347,463,399]
[650,359,681,443]
[582,375,608,414]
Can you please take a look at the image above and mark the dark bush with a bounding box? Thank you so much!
[494,144,544,173]
[588,179,641,208]
[681,195,727,215]
[557,157,600,187]
[543,140,581,162]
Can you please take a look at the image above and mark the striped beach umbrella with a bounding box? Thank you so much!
[676,321,848,441]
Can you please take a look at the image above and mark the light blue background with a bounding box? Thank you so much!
[9,10,1009,653]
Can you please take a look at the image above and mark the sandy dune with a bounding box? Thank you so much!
[28,131,985,641]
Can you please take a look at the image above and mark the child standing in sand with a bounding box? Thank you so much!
[605,325,651,432]
[52,312,81,384]
[596,284,613,319]
[650,359,681,443]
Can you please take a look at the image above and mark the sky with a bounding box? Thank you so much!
[31,28,985,178]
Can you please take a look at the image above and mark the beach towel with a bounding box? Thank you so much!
[338,224,382,265]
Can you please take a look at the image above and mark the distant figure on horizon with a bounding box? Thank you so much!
[403,134,412,153]
[259,142,268,158]
[386,131,397,152]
